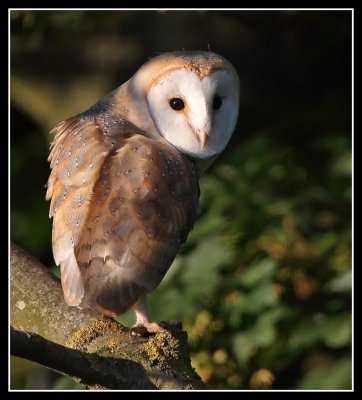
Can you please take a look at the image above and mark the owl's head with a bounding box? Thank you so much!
[129,51,239,160]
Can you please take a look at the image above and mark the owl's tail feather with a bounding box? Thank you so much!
[95,281,147,317]
[81,264,148,317]
[59,250,85,307]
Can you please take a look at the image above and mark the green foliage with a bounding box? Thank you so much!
[10,10,352,390]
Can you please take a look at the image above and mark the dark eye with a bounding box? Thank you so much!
[169,98,185,110]
[213,96,222,110]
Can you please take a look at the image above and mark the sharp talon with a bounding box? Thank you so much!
[130,325,150,337]
[130,321,170,337]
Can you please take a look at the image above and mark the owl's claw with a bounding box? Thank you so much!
[130,321,167,337]
[130,320,182,337]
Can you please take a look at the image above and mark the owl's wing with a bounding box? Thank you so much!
[47,110,199,315]
[75,134,199,316]
[46,110,138,306]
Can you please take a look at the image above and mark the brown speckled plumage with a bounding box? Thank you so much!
[47,100,199,316]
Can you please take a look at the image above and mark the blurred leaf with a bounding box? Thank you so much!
[326,270,352,293]
[52,376,84,390]
[297,355,352,390]
[232,305,292,365]
[239,258,278,288]
[180,236,235,293]
[240,283,279,314]
[249,368,275,389]
[289,313,351,349]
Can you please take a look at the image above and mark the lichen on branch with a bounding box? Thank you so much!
[10,242,205,390]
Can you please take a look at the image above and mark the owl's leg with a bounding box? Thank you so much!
[130,295,166,336]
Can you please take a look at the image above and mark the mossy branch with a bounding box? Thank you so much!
[10,241,206,390]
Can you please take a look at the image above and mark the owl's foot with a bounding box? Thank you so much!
[130,295,181,337]
[130,320,182,337]
[130,321,167,337]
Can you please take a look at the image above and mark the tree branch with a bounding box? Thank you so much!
[11,329,157,389]
[10,241,206,390]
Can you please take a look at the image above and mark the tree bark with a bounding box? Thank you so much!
[10,241,206,390]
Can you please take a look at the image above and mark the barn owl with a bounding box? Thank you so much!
[46,51,239,335]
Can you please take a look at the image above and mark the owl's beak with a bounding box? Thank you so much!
[187,120,210,148]
[198,130,208,148]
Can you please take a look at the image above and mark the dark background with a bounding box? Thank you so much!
[10,10,352,390]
